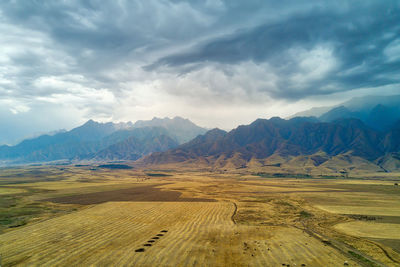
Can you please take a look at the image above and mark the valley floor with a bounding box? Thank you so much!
[0,166,400,266]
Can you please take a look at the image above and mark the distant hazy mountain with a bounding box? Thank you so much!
[142,117,400,171]
[0,120,132,163]
[289,106,331,118]
[291,95,400,131]
[86,127,178,161]
[0,117,206,164]
[133,116,207,144]
[318,106,359,122]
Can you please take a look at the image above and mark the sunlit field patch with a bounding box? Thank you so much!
[335,221,400,239]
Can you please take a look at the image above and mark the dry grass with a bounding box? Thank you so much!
[0,201,355,267]
[334,221,400,239]
[1,165,400,266]
[315,205,400,217]
[0,188,26,195]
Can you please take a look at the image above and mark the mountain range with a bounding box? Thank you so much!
[1,95,400,173]
[291,95,400,131]
[0,117,207,165]
[141,117,400,173]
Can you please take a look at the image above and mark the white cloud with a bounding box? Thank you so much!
[10,104,30,114]
[289,45,338,88]
[384,38,400,62]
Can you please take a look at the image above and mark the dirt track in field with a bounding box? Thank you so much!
[43,184,216,204]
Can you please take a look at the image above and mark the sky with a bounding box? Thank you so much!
[0,0,400,145]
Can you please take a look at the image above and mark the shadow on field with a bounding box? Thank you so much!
[43,184,215,204]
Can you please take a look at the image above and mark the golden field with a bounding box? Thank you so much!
[0,165,400,266]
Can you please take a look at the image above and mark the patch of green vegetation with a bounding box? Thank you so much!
[299,210,313,218]
[262,163,281,167]
[317,175,343,179]
[98,164,133,169]
[0,169,66,185]
[1,177,65,185]
[0,193,51,231]
[0,205,42,231]
[8,218,27,228]
[0,217,13,225]
[255,172,312,179]
[348,250,379,267]
[275,200,294,207]
[0,195,18,208]
[145,169,176,173]
[145,173,172,177]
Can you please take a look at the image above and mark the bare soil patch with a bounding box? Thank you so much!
[43,184,215,204]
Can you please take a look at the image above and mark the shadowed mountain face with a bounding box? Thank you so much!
[143,117,398,166]
[144,128,227,164]
[383,120,400,152]
[89,133,178,161]
[366,104,400,132]
[0,117,205,164]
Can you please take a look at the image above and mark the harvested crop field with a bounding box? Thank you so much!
[315,204,400,217]
[0,201,355,267]
[43,184,215,204]
[334,221,400,239]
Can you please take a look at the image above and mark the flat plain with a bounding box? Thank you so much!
[0,166,400,266]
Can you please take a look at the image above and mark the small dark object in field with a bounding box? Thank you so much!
[148,240,155,243]
[161,230,168,232]
[144,244,152,247]
[301,264,306,266]
[300,210,312,218]
[156,234,163,236]
[395,183,398,186]
[135,248,145,252]
[348,214,376,221]
[322,240,331,245]
[152,237,159,239]
[145,173,171,177]
[344,261,349,266]
[98,164,133,169]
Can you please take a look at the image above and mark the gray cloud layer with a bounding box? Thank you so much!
[153,1,400,99]
[0,0,399,144]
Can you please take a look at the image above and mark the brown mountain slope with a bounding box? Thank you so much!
[138,117,400,175]
[141,117,386,167]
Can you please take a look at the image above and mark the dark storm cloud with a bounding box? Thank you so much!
[3,0,398,101]
[0,0,216,82]
[152,1,400,99]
